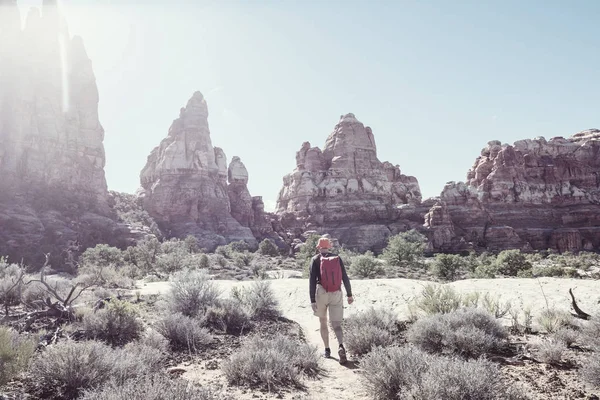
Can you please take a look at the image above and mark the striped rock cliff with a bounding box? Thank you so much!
[425,130,600,253]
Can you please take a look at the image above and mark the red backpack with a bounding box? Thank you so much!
[320,255,342,292]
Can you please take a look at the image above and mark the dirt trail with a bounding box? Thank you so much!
[136,277,600,399]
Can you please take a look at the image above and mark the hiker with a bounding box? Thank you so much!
[309,237,353,364]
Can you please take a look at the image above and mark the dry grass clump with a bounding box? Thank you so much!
[222,334,321,390]
[407,307,507,358]
[536,339,567,365]
[0,326,37,386]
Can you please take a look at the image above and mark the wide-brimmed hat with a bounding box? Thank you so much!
[316,237,332,249]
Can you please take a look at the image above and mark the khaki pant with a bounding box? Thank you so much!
[314,284,343,322]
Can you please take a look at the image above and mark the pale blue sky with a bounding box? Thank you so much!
[18,0,600,211]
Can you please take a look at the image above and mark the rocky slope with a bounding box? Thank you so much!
[0,1,129,268]
[139,92,281,250]
[425,130,600,253]
[276,113,426,251]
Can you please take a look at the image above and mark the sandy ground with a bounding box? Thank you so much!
[137,277,600,399]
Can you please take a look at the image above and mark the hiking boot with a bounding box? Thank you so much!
[338,346,347,365]
[324,348,331,358]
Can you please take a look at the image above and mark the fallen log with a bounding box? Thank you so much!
[569,288,591,320]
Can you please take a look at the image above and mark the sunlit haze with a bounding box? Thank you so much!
[17,0,600,211]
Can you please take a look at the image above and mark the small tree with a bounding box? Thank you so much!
[80,245,124,268]
[381,230,427,267]
[430,254,465,281]
[258,239,280,257]
[494,250,531,276]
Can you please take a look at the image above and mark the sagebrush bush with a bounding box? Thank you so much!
[232,280,281,320]
[222,334,320,390]
[553,327,579,347]
[258,239,280,257]
[83,299,144,346]
[361,346,525,400]
[155,313,212,353]
[430,253,465,281]
[349,252,384,279]
[536,308,574,333]
[203,299,252,335]
[407,308,507,358]
[164,269,221,317]
[582,352,600,389]
[413,284,463,315]
[581,314,600,349]
[536,339,566,365]
[138,329,170,353]
[81,374,231,400]
[344,308,400,356]
[30,341,116,399]
[0,327,36,386]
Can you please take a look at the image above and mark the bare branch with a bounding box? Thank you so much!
[569,288,591,320]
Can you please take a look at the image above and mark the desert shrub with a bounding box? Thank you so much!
[471,262,499,278]
[536,308,574,333]
[407,308,507,358]
[344,308,400,356]
[0,327,36,386]
[381,230,426,267]
[80,244,125,268]
[183,235,200,253]
[215,245,232,258]
[258,239,280,257]
[413,284,463,315]
[232,251,254,268]
[30,341,116,399]
[215,254,228,267]
[31,340,165,399]
[553,327,579,347]
[232,280,281,320]
[83,299,144,346]
[536,339,566,365]
[349,252,384,279]
[0,274,23,310]
[480,292,512,318]
[222,334,320,390]
[155,248,191,274]
[199,254,210,269]
[296,234,321,273]
[203,299,252,335]
[81,374,231,400]
[78,264,134,289]
[124,238,161,274]
[164,269,221,317]
[580,314,600,349]
[494,250,532,276]
[582,352,600,389]
[360,346,525,400]
[155,313,212,353]
[138,329,170,353]
[430,253,465,281]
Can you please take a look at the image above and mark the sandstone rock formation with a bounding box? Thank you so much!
[0,1,129,267]
[139,92,282,250]
[276,113,426,251]
[425,130,600,253]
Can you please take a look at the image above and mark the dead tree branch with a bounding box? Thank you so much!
[569,288,591,320]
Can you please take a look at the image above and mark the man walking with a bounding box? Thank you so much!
[309,237,354,364]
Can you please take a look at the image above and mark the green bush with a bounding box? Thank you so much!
[222,334,320,390]
[80,244,125,268]
[0,327,36,386]
[430,254,465,281]
[381,230,426,267]
[494,250,532,276]
[83,299,144,346]
[413,284,463,315]
[258,239,280,257]
[198,254,210,269]
[407,308,507,358]
[231,280,281,321]
[349,252,384,279]
[360,346,525,400]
